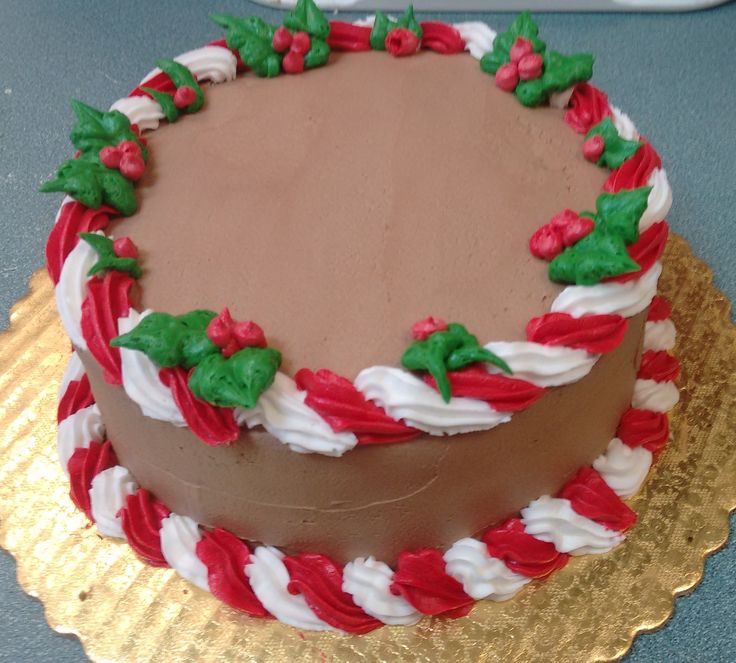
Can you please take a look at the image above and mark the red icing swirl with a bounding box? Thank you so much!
[294,368,420,445]
[119,488,170,567]
[327,21,372,51]
[420,21,465,54]
[604,141,662,193]
[195,528,269,617]
[423,365,545,412]
[130,69,177,98]
[617,408,670,453]
[526,312,628,354]
[68,440,118,519]
[638,350,680,383]
[390,548,474,618]
[159,367,240,446]
[647,295,672,322]
[559,467,637,532]
[564,83,612,134]
[46,202,114,284]
[482,517,569,578]
[282,553,383,634]
[605,221,669,284]
[57,374,94,423]
[80,271,134,385]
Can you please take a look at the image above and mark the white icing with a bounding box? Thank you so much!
[160,514,210,592]
[342,557,420,626]
[58,351,84,399]
[632,378,679,413]
[118,310,186,427]
[521,496,624,555]
[453,22,496,60]
[639,168,673,232]
[55,232,102,350]
[53,197,75,226]
[110,96,164,132]
[611,105,639,141]
[140,46,237,85]
[246,546,340,632]
[89,465,138,538]
[352,15,377,27]
[552,262,662,319]
[643,319,676,351]
[593,438,653,499]
[354,366,511,435]
[235,373,357,456]
[444,538,530,601]
[484,342,596,388]
[57,404,105,475]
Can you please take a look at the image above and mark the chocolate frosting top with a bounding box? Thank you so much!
[114,51,605,378]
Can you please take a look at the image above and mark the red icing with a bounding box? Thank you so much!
[283,554,382,634]
[46,202,114,284]
[390,548,474,618]
[385,28,420,57]
[419,22,465,54]
[411,315,448,340]
[100,146,122,169]
[529,224,563,260]
[206,307,266,358]
[57,374,94,423]
[495,63,520,92]
[291,32,311,55]
[564,83,612,134]
[120,152,146,181]
[550,210,595,247]
[272,26,293,53]
[606,221,668,284]
[159,367,240,446]
[80,271,135,386]
[173,85,197,109]
[583,134,605,162]
[509,37,533,64]
[604,141,662,193]
[518,53,543,80]
[195,528,269,617]
[294,368,420,444]
[68,440,117,519]
[638,350,680,383]
[526,312,628,354]
[207,38,247,71]
[559,467,637,532]
[617,408,670,453]
[119,489,170,567]
[482,518,569,578]
[130,70,177,98]
[282,51,306,74]
[112,237,138,259]
[327,21,372,51]
[647,295,672,322]
[423,365,545,412]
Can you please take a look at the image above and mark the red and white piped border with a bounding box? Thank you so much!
[56,301,678,633]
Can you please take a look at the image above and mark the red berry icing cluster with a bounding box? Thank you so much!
[99,140,146,181]
[385,27,420,57]
[495,37,543,92]
[529,209,595,261]
[173,85,198,109]
[272,26,311,74]
[112,237,138,259]
[206,307,267,358]
[411,316,448,341]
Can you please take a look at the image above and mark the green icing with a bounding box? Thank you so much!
[401,323,512,403]
[67,100,148,160]
[111,310,219,369]
[480,11,593,108]
[188,346,282,410]
[157,59,204,112]
[548,187,652,285]
[284,0,330,40]
[79,232,141,279]
[141,87,179,122]
[585,117,641,169]
[370,6,423,51]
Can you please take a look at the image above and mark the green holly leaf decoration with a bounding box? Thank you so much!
[585,117,641,169]
[79,232,141,279]
[157,59,204,112]
[68,99,147,160]
[111,310,219,369]
[480,11,545,74]
[549,187,652,285]
[211,14,282,78]
[188,346,282,410]
[141,87,180,122]
[370,5,423,51]
[402,323,511,402]
[283,0,330,40]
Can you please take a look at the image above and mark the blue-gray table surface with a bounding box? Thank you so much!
[1,1,734,661]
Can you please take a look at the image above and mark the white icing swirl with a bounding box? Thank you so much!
[593,438,653,498]
[643,319,676,351]
[484,342,596,388]
[89,465,138,538]
[246,546,339,632]
[57,404,105,475]
[354,366,511,435]
[342,557,420,626]
[55,232,102,350]
[611,106,639,141]
[110,96,164,132]
[521,496,624,555]
[444,538,529,601]
[160,514,210,592]
[118,309,186,427]
[453,22,496,60]
[58,351,84,400]
[639,168,673,231]
[632,378,679,413]
[552,262,662,319]
[235,373,357,456]
[140,46,238,86]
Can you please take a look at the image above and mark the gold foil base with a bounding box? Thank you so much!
[1,234,734,662]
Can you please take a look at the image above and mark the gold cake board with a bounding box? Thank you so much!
[1,234,734,662]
